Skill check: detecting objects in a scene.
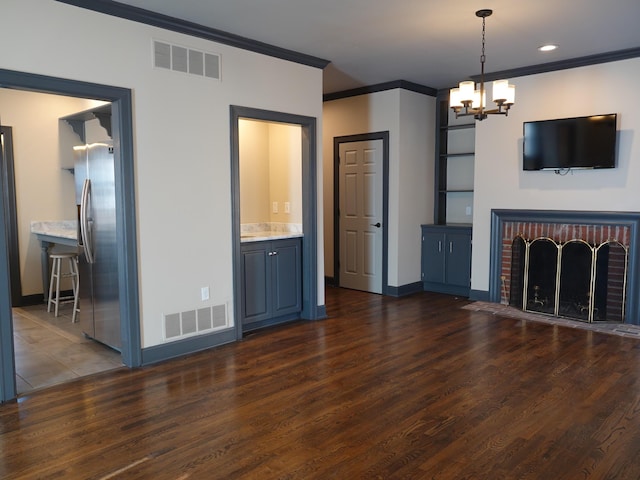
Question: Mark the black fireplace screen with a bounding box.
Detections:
[509,235,628,323]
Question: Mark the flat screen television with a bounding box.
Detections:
[523,114,617,171]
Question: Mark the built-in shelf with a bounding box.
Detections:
[440,152,475,158]
[435,94,476,225]
[440,123,476,131]
[61,104,112,143]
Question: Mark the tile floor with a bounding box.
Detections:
[12,303,123,394]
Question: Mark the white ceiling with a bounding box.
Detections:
[116,0,640,94]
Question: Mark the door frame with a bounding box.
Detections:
[0,68,141,402]
[230,105,322,340]
[333,132,389,294]
[0,127,21,306]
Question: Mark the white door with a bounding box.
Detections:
[338,139,383,294]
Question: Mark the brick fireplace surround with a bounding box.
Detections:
[489,210,640,325]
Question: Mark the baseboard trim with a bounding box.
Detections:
[311,305,328,320]
[422,282,470,297]
[386,282,423,297]
[141,328,237,366]
[17,293,47,307]
[469,289,490,302]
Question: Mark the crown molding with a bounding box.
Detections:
[435,46,640,97]
[55,0,330,69]
[323,80,437,102]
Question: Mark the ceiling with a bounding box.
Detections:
[116,0,640,94]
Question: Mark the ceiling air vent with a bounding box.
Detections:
[153,40,221,80]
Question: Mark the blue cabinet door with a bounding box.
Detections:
[446,233,472,288]
[241,243,271,324]
[422,231,446,283]
[272,239,302,316]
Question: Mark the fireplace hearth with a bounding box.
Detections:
[490,210,640,325]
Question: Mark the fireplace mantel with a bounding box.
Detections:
[489,210,640,325]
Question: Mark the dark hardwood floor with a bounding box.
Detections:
[3,287,640,479]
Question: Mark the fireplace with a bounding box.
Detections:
[490,210,640,325]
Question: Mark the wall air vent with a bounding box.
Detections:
[164,303,228,341]
[153,40,221,80]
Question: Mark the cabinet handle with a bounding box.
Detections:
[449,241,453,253]
[268,252,274,256]
[438,241,442,252]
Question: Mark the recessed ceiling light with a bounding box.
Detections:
[538,44,558,52]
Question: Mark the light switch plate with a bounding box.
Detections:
[272,201,278,213]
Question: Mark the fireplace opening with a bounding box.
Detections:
[492,211,640,325]
[509,235,627,323]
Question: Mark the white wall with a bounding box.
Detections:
[472,57,640,293]
[323,89,435,287]
[397,90,436,285]
[2,0,324,348]
[0,89,105,295]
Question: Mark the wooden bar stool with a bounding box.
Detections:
[47,252,80,323]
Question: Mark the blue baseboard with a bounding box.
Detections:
[469,289,490,301]
[422,282,470,297]
[386,282,423,297]
[141,304,328,366]
[313,305,328,320]
[141,328,237,365]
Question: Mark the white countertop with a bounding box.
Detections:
[240,232,303,243]
[31,220,78,241]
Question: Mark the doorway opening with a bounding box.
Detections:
[230,106,321,339]
[0,68,141,402]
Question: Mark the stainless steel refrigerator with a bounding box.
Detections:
[76,142,121,351]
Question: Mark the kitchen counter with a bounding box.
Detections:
[31,220,78,300]
[31,220,78,243]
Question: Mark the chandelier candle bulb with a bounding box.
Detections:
[492,79,509,102]
[472,89,485,109]
[459,81,475,103]
[450,87,463,108]
[506,84,515,104]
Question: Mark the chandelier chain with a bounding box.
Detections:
[481,16,486,65]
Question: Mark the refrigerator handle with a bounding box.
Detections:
[80,178,95,264]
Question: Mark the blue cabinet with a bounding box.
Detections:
[241,237,302,330]
[421,225,471,296]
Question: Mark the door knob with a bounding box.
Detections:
[371,222,381,228]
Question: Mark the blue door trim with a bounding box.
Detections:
[0,68,141,402]
[230,106,322,341]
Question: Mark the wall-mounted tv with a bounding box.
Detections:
[523,114,617,171]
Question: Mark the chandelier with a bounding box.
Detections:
[449,9,515,121]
